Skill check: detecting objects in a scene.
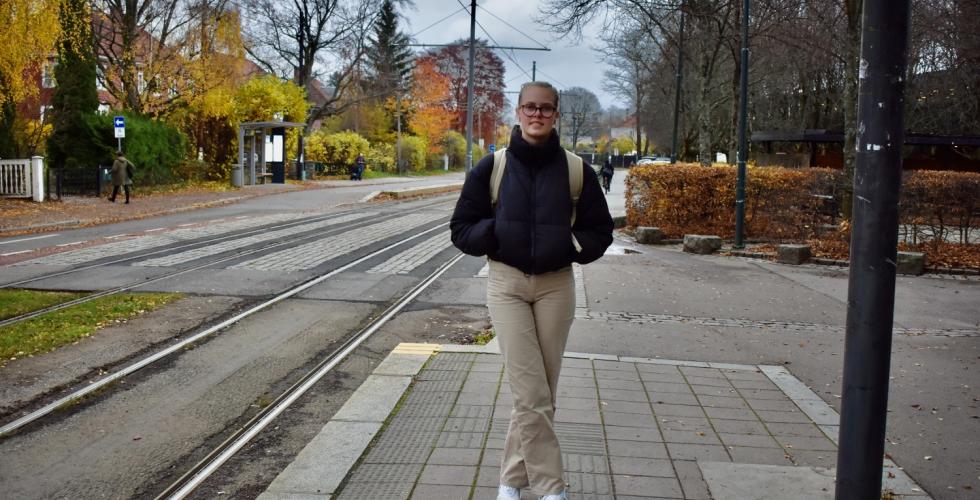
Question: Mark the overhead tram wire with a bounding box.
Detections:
[408,6,469,38]
[453,0,536,84]
[532,68,569,90]
[476,5,549,50]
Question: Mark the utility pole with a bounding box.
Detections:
[733,0,750,248]
[532,61,536,80]
[835,1,911,498]
[670,2,685,164]
[464,0,478,173]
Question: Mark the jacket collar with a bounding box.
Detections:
[508,125,562,165]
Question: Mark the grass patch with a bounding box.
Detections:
[0,292,182,365]
[363,168,464,179]
[474,329,495,345]
[0,289,88,321]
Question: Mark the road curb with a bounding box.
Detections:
[257,343,441,500]
[373,182,463,201]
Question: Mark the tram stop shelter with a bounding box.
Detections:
[234,121,307,186]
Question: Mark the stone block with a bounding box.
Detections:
[777,244,811,265]
[897,251,925,275]
[635,227,663,244]
[612,214,627,229]
[683,235,723,254]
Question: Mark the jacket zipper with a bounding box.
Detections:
[530,167,536,269]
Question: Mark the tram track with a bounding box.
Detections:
[0,197,455,329]
[0,216,454,438]
[155,251,465,500]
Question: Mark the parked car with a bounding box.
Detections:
[636,156,671,165]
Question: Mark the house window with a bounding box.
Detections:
[96,65,106,90]
[39,105,54,121]
[42,62,57,88]
[137,71,146,93]
[97,104,110,115]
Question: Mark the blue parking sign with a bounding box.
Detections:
[488,144,495,153]
[114,116,125,128]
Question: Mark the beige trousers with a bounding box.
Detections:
[487,260,575,496]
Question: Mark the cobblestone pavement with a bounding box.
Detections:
[368,231,453,275]
[134,212,373,267]
[14,212,307,266]
[329,351,927,500]
[230,211,446,271]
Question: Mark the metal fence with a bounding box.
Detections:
[46,166,107,199]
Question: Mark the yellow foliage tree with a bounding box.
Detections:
[232,75,309,172]
[408,58,451,154]
[165,7,253,175]
[0,0,60,106]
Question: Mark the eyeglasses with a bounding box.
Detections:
[519,104,557,118]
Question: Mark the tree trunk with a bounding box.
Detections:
[698,53,712,167]
[841,0,862,219]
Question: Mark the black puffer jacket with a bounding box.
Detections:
[451,126,613,274]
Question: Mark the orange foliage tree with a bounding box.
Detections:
[408,57,451,153]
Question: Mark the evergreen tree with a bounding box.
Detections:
[47,0,105,171]
[365,0,413,98]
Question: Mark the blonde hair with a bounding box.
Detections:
[518,81,559,107]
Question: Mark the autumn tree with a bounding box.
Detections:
[408,57,451,159]
[423,40,505,147]
[233,75,309,168]
[166,1,253,175]
[0,0,60,156]
[47,0,105,170]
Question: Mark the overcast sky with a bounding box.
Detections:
[400,0,620,111]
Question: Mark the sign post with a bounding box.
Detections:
[114,116,125,152]
[835,1,911,497]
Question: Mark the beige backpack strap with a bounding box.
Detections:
[565,150,583,225]
[490,148,507,206]
[565,150,584,253]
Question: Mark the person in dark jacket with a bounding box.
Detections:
[451,81,613,500]
[109,151,134,203]
[600,159,614,194]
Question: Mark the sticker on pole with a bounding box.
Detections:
[114,116,125,138]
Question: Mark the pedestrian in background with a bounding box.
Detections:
[109,151,135,204]
[353,154,366,180]
[451,81,613,500]
[600,159,614,194]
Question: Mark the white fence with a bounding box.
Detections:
[0,157,44,201]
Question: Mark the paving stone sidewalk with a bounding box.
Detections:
[260,345,930,500]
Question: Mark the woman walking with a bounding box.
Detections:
[451,81,613,500]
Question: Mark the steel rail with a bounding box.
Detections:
[0,200,455,328]
[0,222,452,438]
[157,251,466,500]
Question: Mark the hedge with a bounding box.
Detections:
[625,164,980,243]
[89,113,187,185]
[305,131,370,175]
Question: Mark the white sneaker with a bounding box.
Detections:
[497,485,521,500]
[540,491,567,500]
